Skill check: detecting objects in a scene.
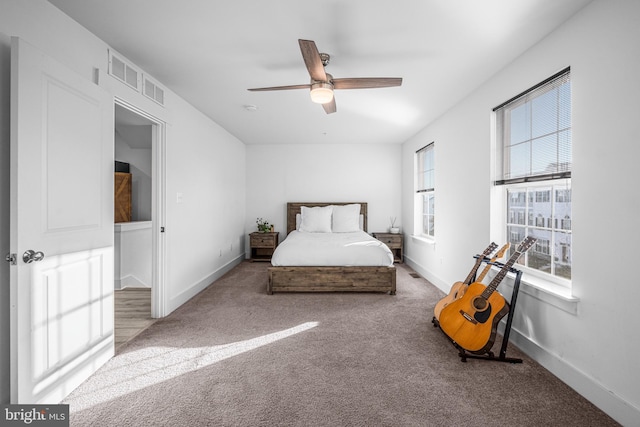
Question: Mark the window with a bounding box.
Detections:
[415,143,434,238]
[494,68,571,282]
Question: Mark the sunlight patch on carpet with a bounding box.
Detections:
[65,322,319,412]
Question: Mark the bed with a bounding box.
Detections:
[267,202,397,295]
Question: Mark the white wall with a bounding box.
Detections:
[245,143,401,247]
[0,0,246,403]
[164,101,246,311]
[114,221,152,289]
[401,1,640,425]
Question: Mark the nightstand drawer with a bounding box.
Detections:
[250,234,275,247]
[377,235,402,247]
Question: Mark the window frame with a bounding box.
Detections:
[492,68,572,287]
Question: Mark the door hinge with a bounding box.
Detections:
[5,253,17,265]
[160,227,165,233]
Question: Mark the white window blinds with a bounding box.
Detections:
[416,143,434,192]
[495,68,571,185]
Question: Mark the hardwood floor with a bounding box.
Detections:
[114,287,156,351]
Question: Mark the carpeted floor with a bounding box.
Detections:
[64,261,619,426]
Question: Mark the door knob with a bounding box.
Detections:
[23,250,45,264]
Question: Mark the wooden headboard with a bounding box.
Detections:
[286,202,368,235]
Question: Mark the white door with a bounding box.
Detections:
[9,37,115,404]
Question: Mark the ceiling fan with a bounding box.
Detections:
[248,39,403,114]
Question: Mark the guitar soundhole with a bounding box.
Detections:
[472,296,488,312]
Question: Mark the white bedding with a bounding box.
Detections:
[271,230,394,267]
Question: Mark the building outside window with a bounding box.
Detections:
[494,68,572,282]
[415,143,434,238]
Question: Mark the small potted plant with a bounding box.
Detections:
[256,217,271,233]
[389,217,400,234]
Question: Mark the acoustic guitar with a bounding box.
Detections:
[433,242,498,321]
[438,236,536,354]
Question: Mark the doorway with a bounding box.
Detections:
[113,101,166,349]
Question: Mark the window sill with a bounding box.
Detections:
[499,272,579,315]
[411,235,435,245]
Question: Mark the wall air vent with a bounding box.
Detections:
[143,75,165,106]
[108,50,140,91]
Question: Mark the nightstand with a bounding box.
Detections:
[372,232,403,263]
[249,232,279,262]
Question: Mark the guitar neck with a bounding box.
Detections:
[476,262,493,283]
[477,243,510,283]
[481,237,535,299]
[463,243,498,285]
[463,257,485,285]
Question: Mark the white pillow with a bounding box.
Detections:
[332,204,361,232]
[299,206,333,233]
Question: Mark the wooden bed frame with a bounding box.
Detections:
[267,202,396,295]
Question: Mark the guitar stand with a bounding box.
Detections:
[432,256,524,364]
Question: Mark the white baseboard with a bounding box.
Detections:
[404,255,449,293]
[115,274,150,290]
[167,254,245,315]
[508,328,639,427]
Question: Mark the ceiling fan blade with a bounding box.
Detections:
[248,84,311,92]
[322,98,337,114]
[298,39,327,82]
[332,77,403,90]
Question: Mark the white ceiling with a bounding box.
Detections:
[48,0,593,146]
[115,104,153,149]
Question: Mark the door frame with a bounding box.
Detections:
[114,98,167,318]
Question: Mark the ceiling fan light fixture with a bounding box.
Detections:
[310,82,334,104]
[248,40,402,114]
